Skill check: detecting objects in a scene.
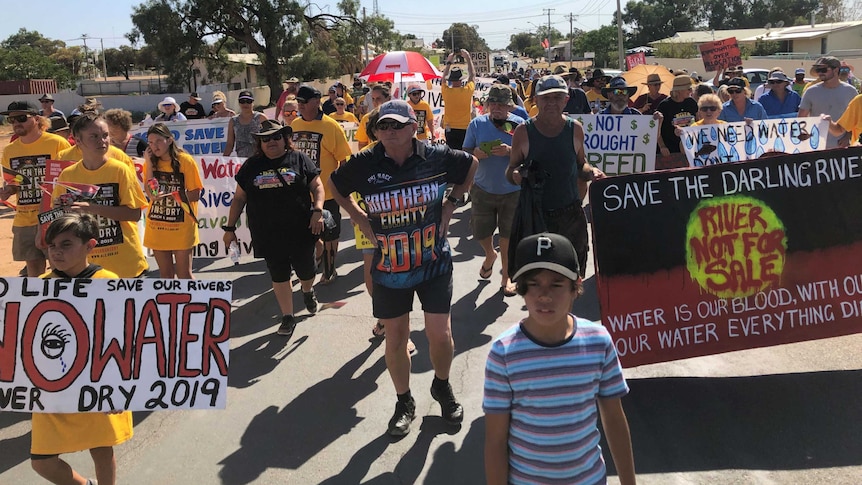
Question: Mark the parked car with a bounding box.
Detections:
[704,69,770,94]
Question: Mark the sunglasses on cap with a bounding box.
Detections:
[259,133,283,142]
[8,114,32,123]
[376,120,408,131]
[699,106,719,112]
[814,66,831,73]
[727,87,743,94]
[239,98,254,104]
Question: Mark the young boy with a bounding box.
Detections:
[30,213,133,485]
[483,233,636,485]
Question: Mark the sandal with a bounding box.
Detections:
[479,264,493,279]
[501,283,518,297]
[372,320,385,338]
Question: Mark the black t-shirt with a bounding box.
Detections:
[235,150,321,257]
[330,140,473,289]
[321,99,337,115]
[180,101,206,119]
[564,88,591,115]
[656,97,698,153]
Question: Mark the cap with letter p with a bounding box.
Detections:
[511,232,580,282]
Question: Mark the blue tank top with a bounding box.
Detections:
[525,118,580,210]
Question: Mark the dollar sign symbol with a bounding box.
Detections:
[587,123,593,132]
[642,134,650,144]
[631,119,638,130]
[649,120,656,128]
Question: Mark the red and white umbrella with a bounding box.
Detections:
[359,51,442,82]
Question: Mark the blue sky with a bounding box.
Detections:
[0,0,618,51]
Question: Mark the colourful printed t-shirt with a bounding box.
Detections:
[2,132,71,227]
[330,140,473,289]
[142,152,204,250]
[657,97,698,153]
[441,81,475,129]
[53,159,148,278]
[291,113,352,200]
[408,99,434,140]
[31,265,134,455]
[483,316,629,485]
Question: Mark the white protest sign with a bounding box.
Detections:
[338,121,360,154]
[569,114,660,175]
[0,278,231,413]
[131,118,230,157]
[194,156,251,258]
[679,117,828,166]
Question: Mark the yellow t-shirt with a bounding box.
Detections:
[58,144,135,172]
[837,94,862,144]
[53,159,148,278]
[2,132,71,227]
[528,104,539,118]
[409,99,434,140]
[586,90,608,103]
[291,113,352,200]
[441,81,475,129]
[355,113,373,145]
[330,111,359,124]
[691,119,727,126]
[142,152,204,250]
[31,266,134,455]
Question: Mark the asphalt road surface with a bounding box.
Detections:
[2,204,861,484]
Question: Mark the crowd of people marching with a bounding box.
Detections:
[3,49,862,484]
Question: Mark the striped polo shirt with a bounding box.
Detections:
[483,316,629,484]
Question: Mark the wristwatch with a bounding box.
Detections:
[446,195,461,206]
[221,225,236,232]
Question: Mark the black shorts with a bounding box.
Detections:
[264,243,316,283]
[323,199,342,240]
[372,272,453,319]
[544,202,589,278]
[31,454,58,460]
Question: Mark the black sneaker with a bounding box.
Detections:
[303,290,318,314]
[431,382,463,424]
[276,315,296,337]
[387,398,416,436]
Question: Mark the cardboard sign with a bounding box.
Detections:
[0,278,231,413]
[625,53,647,70]
[680,117,828,166]
[471,52,490,73]
[194,156,251,258]
[699,37,742,72]
[569,114,659,175]
[591,147,862,367]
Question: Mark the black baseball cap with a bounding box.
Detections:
[1,100,38,115]
[296,85,322,103]
[511,233,580,282]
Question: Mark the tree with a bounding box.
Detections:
[575,25,620,69]
[104,46,139,79]
[440,23,489,54]
[622,0,701,48]
[0,29,78,87]
[129,0,356,102]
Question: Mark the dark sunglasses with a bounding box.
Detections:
[40,100,54,103]
[814,67,831,73]
[699,106,719,112]
[727,88,743,94]
[609,89,630,96]
[767,80,785,84]
[376,120,408,131]
[409,91,424,96]
[8,114,31,123]
[238,99,254,104]
[259,133,283,142]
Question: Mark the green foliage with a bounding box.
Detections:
[751,38,781,56]
[575,25,620,68]
[441,23,489,54]
[653,42,700,58]
[0,29,78,88]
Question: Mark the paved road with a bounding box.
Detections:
[2,205,862,484]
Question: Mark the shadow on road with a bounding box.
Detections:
[609,370,862,474]
[217,341,386,484]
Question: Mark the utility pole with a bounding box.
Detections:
[100,37,108,80]
[80,34,91,79]
[566,13,577,67]
[362,7,369,66]
[616,0,625,70]
[543,8,554,64]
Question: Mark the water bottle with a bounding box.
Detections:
[228,241,240,265]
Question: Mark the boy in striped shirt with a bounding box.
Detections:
[483,233,636,484]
